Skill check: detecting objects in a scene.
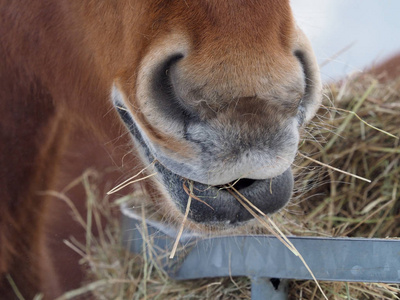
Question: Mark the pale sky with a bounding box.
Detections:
[291,0,400,82]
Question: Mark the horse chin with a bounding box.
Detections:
[113,99,293,228]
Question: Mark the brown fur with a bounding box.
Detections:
[1,1,141,297]
[1,0,322,298]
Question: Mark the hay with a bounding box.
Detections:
[59,72,400,299]
[288,73,400,240]
[279,72,400,299]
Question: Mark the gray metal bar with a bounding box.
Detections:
[168,235,400,283]
[121,204,400,284]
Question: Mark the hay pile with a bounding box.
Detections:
[58,72,400,300]
[290,73,399,240]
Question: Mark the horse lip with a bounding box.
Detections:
[114,100,293,226]
[155,162,293,225]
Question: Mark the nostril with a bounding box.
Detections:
[156,54,183,92]
[294,50,312,100]
[151,53,195,121]
[294,50,315,124]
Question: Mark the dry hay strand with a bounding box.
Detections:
[289,72,400,239]
[55,173,252,300]
[280,72,400,299]
[59,72,400,299]
[169,181,193,259]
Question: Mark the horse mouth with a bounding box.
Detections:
[114,101,294,227]
[154,162,293,225]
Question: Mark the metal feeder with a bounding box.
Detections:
[121,204,400,299]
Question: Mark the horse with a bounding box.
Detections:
[0,1,322,298]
